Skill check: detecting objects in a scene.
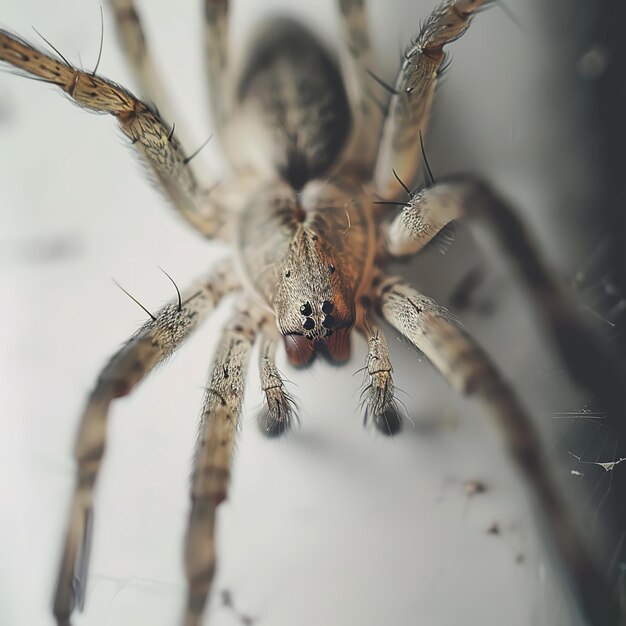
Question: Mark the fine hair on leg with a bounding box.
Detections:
[52,261,238,626]
[183,301,266,626]
[376,274,621,626]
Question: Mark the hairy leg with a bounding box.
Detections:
[336,0,382,174]
[204,0,230,134]
[183,301,266,626]
[52,261,238,626]
[383,176,626,441]
[376,275,621,626]
[0,30,226,238]
[373,0,488,197]
[107,0,180,130]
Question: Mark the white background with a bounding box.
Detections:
[0,1,595,625]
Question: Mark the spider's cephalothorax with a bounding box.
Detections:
[238,175,375,366]
[2,1,624,625]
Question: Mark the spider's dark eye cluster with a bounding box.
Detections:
[299,299,338,334]
[299,301,316,331]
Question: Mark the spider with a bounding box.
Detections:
[2,1,624,625]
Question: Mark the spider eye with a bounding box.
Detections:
[322,315,335,329]
[303,318,315,331]
[300,302,312,316]
[321,300,334,314]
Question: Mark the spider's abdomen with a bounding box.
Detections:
[233,18,351,189]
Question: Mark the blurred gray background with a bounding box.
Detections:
[1,1,623,625]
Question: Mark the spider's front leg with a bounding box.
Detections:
[376,276,621,626]
[0,30,226,238]
[53,261,238,626]
[373,0,488,197]
[107,0,181,134]
[203,0,230,134]
[184,301,266,626]
[383,176,626,442]
[336,0,382,172]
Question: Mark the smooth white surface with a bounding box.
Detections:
[0,2,587,625]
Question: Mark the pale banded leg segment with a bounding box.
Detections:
[184,302,265,626]
[204,0,231,134]
[0,31,225,238]
[374,0,488,197]
[357,321,401,435]
[258,336,298,438]
[337,0,382,172]
[377,276,621,626]
[384,176,626,443]
[53,261,239,626]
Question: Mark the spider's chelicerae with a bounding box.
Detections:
[2,1,625,625]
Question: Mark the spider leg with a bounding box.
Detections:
[357,311,401,435]
[0,30,227,239]
[376,275,621,626]
[107,0,184,136]
[336,0,383,173]
[373,0,489,197]
[183,301,265,626]
[204,0,231,134]
[384,176,626,441]
[258,335,299,437]
[52,261,238,626]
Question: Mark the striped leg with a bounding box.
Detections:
[258,336,298,437]
[53,261,238,626]
[204,0,231,133]
[0,30,225,238]
[337,0,382,173]
[373,0,488,197]
[383,176,626,442]
[376,276,621,626]
[183,302,265,626]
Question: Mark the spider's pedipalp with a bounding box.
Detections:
[357,320,401,434]
[376,275,621,626]
[52,261,238,626]
[374,0,488,197]
[0,29,225,239]
[258,336,299,438]
[184,301,265,626]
